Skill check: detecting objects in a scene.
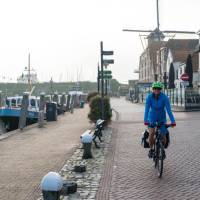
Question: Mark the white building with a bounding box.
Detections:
[160,39,199,88]
[17,67,38,84]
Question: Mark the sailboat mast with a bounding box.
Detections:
[156,0,160,32]
[28,53,31,92]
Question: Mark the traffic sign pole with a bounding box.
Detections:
[97,63,100,93]
[100,41,104,120]
[99,41,114,119]
[105,79,107,96]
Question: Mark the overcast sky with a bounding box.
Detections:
[0,0,199,83]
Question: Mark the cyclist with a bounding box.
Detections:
[144,81,176,158]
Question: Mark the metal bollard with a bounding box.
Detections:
[66,95,71,112]
[41,172,63,200]
[38,111,45,128]
[38,92,46,128]
[18,92,29,130]
[80,131,93,159]
[0,91,2,107]
[70,95,75,114]
[52,93,59,104]
[60,93,66,114]
[39,92,46,111]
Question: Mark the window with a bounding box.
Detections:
[37,100,40,108]
[11,99,16,107]
[17,98,22,106]
[6,99,10,107]
[30,99,36,107]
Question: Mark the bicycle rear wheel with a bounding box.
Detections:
[156,142,164,178]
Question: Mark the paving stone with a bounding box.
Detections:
[49,127,113,200]
[96,98,200,200]
[0,106,94,200]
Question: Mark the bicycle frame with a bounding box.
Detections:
[153,124,170,178]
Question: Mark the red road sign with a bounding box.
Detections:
[180,73,189,81]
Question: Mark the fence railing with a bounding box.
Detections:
[138,87,200,110]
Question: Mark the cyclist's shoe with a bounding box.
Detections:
[148,149,154,158]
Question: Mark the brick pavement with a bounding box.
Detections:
[96,98,200,200]
[0,105,91,200]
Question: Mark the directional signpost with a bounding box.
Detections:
[99,75,112,79]
[103,59,114,65]
[99,70,112,79]
[100,41,114,119]
[102,51,114,55]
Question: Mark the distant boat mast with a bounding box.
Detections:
[28,53,31,92]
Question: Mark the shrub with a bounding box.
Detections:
[87,92,99,103]
[88,95,112,123]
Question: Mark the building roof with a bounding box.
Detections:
[139,38,199,83]
[166,39,199,72]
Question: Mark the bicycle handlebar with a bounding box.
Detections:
[165,124,172,128]
[144,123,175,128]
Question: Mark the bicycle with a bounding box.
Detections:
[152,123,172,178]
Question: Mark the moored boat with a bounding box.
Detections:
[0,96,40,132]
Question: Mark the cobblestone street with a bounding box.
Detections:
[1,98,200,200]
[0,106,91,200]
[96,97,200,200]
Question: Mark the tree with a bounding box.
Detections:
[88,95,112,124]
[185,54,193,88]
[168,63,175,89]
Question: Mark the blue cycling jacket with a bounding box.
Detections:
[144,92,175,124]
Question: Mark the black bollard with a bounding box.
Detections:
[42,191,61,200]
[82,143,93,159]
[61,181,77,196]
[60,93,66,114]
[81,131,93,159]
[66,95,71,112]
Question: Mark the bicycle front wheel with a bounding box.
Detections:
[156,142,164,178]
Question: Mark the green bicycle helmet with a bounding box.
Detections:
[152,81,163,89]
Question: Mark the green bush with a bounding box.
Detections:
[88,95,112,123]
[87,91,99,103]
